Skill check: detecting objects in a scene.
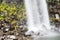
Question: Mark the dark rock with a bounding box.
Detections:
[0,0,3,3]
[9,27,14,31]
[3,34,6,36]
[3,27,9,33]
[4,20,9,23]
[1,38,4,40]
[24,34,31,37]
[13,39,18,40]
[10,33,14,35]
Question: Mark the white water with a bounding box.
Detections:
[24,0,59,38]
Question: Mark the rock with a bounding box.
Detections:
[10,32,14,35]
[9,27,14,31]
[0,0,3,3]
[15,33,19,36]
[1,38,4,40]
[5,28,9,31]
[13,39,18,40]
[8,35,16,39]
[0,30,3,36]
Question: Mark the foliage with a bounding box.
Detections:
[47,0,60,3]
[0,14,4,20]
[0,2,26,31]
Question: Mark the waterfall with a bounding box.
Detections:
[24,0,60,37]
[24,0,41,33]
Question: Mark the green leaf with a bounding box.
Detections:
[0,15,4,20]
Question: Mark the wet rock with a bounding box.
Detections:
[3,27,9,33]
[13,39,18,40]
[9,27,15,31]
[1,38,4,40]
[24,34,31,37]
[7,35,16,39]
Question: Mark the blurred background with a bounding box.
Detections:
[0,0,60,40]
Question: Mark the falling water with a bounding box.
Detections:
[24,0,60,38]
